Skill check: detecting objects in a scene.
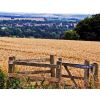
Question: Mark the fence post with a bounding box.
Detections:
[50,55,55,77]
[8,56,15,73]
[56,58,62,87]
[84,60,90,88]
[92,63,99,88]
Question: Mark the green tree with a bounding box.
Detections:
[75,14,100,41]
[64,30,79,40]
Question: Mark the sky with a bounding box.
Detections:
[0,0,100,14]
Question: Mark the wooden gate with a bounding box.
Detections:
[8,55,99,88]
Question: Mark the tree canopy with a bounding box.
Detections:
[64,30,79,40]
[75,14,100,41]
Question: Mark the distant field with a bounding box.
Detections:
[0,37,100,87]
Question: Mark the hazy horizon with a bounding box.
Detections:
[0,11,91,15]
[0,0,100,14]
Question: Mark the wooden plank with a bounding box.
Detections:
[50,55,55,77]
[62,75,84,80]
[16,58,50,62]
[62,62,93,69]
[64,66,78,87]
[17,70,51,74]
[29,76,60,83]
[14,61,57,68]
[8,73,61,83]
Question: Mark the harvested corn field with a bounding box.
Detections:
[0,37,100,88]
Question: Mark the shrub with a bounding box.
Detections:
[0,69,6,89]
[6,77,21,89]
[64,30,79,40]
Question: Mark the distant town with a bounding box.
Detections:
[0,12,90,39]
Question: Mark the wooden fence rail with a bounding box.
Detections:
[8,55,99,88]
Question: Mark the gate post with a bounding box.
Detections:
[84,60,90,88]
[50,55,55,77]
[8,56,15,73]
[56,58,62,79]
[92,63,99,88]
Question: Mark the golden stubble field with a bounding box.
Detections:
[0,37,100,87]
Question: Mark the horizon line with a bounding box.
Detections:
[0,11,94,15]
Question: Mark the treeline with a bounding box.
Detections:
[0,13,100,41]
[64,13,100,41]
[65,14,100,41]
[74,14,100,41]
[0,20,75,39]
[0,26,63,39]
